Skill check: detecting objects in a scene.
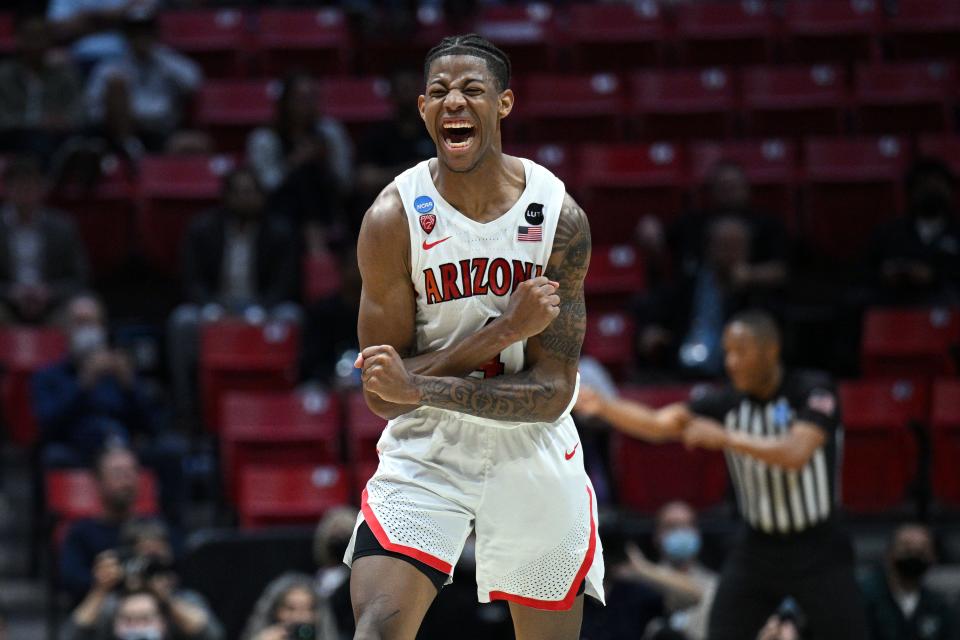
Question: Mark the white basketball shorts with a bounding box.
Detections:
[343,406,606,611]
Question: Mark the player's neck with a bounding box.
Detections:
[432,148,524,222]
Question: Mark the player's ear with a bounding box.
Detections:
[498,89,514,120]
[418,94,427,122]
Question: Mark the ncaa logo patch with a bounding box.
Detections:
[419,214,437,234]
[414,195,434,214]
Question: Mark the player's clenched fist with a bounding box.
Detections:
[355,345,421,404]
[502,276,561,340]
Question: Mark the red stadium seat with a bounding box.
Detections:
[585,244,646,312]
[50,157,135,277]
[137,154,235,275]
[629,69,737,141]
[345,391,387,464]
[782,0,882,63]
[199,320,300,433]
[352,460,379,503]
[253,8,350,76]
[567,2,667,71]
[838,378,928,512]
[802,136,909,260]
[195,79,275,153]
[742,65,849,137]
[46,469,159,522]
[861,307,960,378]
[582,311,635,376]
[318,77,393,138]
[505,144,580,192]
[885,0,960,61]
[158,9,248,77]
[675,0,777,66]
[237,464,350,528]
[689,139,800,229]
[514,74,625,144]
[579,143,686,244]
[474,4,559,73]
[854,62,956,134]
[220,390,341,502]
[303,252,342,304]
[358,7,450,74]
[0,13,13,55]
[931,379,960,507]
[0,328,67,446]
[613,384,727,512]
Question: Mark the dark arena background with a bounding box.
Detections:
[0,0,958,638]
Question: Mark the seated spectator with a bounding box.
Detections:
[84,9,202,158]
[625,502,717,640]
[167,167,301,420]
[47,0,159,72]
[867,158,960,306]
[0,12,83,160]
[636,216,777,378]
[860,524,958,640]
[247,72,353,254]
[313,507,357,639]
[354,70,434,210]
[638,161,789,290]
[58,446,173,602]
[241,573,337,640]
[0,155,88,324]
[65,519,223,640]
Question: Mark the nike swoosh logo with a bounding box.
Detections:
[565,443,579,461]
[422,236,452,250]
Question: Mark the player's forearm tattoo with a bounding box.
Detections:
[414,196,591,422]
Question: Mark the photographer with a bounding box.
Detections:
[64,520,223,640]
[241,573,336,640]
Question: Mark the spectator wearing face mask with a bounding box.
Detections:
[625,502,718,640]
[313,507,357,640]
[240,573,337,640]
[108,589,168,640]
[860,524,958,640]
[867,158,960,306]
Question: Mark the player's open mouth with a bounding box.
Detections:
[441,120,476,152]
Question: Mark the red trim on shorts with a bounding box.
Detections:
[360,489,454,575]
[488,486,597,612]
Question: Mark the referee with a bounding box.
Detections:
[575,310,868,640]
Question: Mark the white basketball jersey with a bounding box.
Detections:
[393,157,570,428]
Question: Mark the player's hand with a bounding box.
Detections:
[357,345,420,405]
[682,417,729,451]
[574,385,607,419]
[502,276,560,340]
[656,403,692,438]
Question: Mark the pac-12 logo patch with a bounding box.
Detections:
[414,195,435,214]
[419,214,437,234]
[524,202,545,225]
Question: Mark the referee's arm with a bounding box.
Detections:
[575,386,691,442]
[707,421,825,471]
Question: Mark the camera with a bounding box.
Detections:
[116,549,175,585]
[286,623,316,640]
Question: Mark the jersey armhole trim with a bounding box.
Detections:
[487,485,596,611]
[360,488,454,575]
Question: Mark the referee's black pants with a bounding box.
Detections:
[707,523,868,640]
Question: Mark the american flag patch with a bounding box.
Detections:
[517,226,542,242]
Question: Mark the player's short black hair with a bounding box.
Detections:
[905,156,955,196]
[728,309,781,347]
[424,34,511,92]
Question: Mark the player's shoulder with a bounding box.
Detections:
[556,192,590,238]
[360,181,409,245]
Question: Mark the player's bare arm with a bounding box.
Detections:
[362,193,590,423]
[683,416,826,471]
[357,184,562,420]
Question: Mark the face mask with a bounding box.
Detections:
[662,528,701,563]
[115,628,163,640]
[71,325,106,357]
[894,555,931,582]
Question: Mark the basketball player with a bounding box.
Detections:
[344,35,610,640]
[577,310,868,640]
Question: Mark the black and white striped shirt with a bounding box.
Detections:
[690,370,842,535]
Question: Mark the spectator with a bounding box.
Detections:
[354,70,434,208]
[65,519,222,640]
[240,573,337,640]
[867,158,960,306]
[624,502,717,640]
[84,9,202,158]
[58,446,168,601]
[636,217,772,377]
[860,524,959,640]
[313,507,357,640]
[302,246,360,386]
[0,155,88,324]
[0,12,83,160]
[247,72,353,254]
[166,167,301,420]
[47,0,161,71]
